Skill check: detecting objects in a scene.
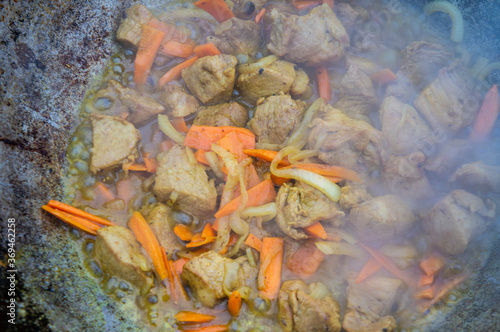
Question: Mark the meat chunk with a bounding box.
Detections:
[193,102,248,127]
[224,0,268,20]
[414,61,481,136]
[343,273,401,332]
[89,113,141,174]
[116,4,153,49]
[267,4,350,66]
[276,182,345,240]
[158,84,199,118]
[423,190,495,255]
[338,182,372,211]
[182,54,238,104]
[153,145,217,218]
[450,161,500,193]
[379,96,432,156]
[248,94,305,148]
[382,152,433,201]
[208,18,262,57]
[94,226,153,292]
[278,280,341,332]
[335,2,369,34]
[424,139,474,176]
[181,251,257,307]
[290,68,310,98]
[146,203,184,256]
[348,195,417,246]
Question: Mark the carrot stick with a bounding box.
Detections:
[194,0,235,23]
[419,254,445,276]
[415,287,434,300]
[158,56,199,86]
[201,223,216,238]
[217,131,246,162]
[419,274,435,287]
[171,117,189,133]
[419,275,467,311]
[194,43,221,57]
[174,224,193,241]
[245,163,261,189]
[215,179,276,219]
[279,163,362,183]
[47,200,114,226]
[143,157,158,173]
[303,222,327,239]
[254,8,266,24]
[243,149,291,166]
[169,260,189,301]
[316,66,331,102]
[182,325,229,332]
[244,233,263,252]
[195,149,210,165]
[127,163,148,171]
[42,205,100,235]
[116,178,136,205]
[174,311,216,323]
[160,40,195,58]
[258,237,284,300]
[185,126,256,151]
[134,25,166,85]
[147,18,193,45]
[370,68,397,85]
[160,139,175,152]
[95,182,116,202]
[293,0,321,10]
[355,258,382,284]
[160,247,176,292]
[186,236,216,248]
[285,239,325,279]
[323,0,334,9]
[174,257,190,275]
[228,290,242,316]
[470,84,499,142]
[128,212,169,281]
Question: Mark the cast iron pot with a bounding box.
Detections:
[0,0,499,330]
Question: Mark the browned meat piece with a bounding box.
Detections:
[344,54,381,76]
[423,189,495,255]
[193,102,248,127]
[94,226,153,292]
[267,4,350,66]
[343,273,401,332]
[208,18,262,57]
[386,41,452,102]
[450,161,500,193]
[158,84,199,118]
[307,106,384,172]
[339,182,372,211]
[348,195,417,246]
[414,61,481,136]
[89,113,141,174]
[290,68,310,98]
[248,94,305,148]
[379,96,432,156]
[334,65,378,120]
[382,152,433,201]
[276,182,345,240]
[278,280,341,332]
[182,55,238,104]
[424,139,474,176]
[116,4,154,49]
[181,251,257,307]
[225,0,268,20]
[146,203,184,256]
[153,145,217,218]
[335,2,369,34]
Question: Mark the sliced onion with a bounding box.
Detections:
[158,114,185,144]
[470,56,490,78]
[288,149,318,164]
[477,62,500,81]
[246,247,257,267]
[185,146,197,165]
[323,227,358,244]
[240,202,276,221]
[308,282,330,300]
[238,55,278,75]
[379,244,418,259]
[315,241,366,259]
[424,1,464,43]
[205,151,225,180]
[286,98,324,149]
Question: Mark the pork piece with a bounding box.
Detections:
[276,182,345,240]
[349,195,417,246]
[338,182,372,211]
[89,113,141,174]
[414,61,481,136]
[225,0,268,20]
[335,2,369,34]
[248,94,305,148]
[424,139,474,176]
[334,65,378,120]
[158,84,199,118]
[382,152,433,201]
[236,59,308,105]
[208,18,262,57]
[193,102,248,127]
[423,189,495,255]
[379,96,432,156]
[116,4,154,49]
[385,41,452,102]
[182,54,238,104]
[181,251,257,307]
[343,273,401,332]
[267,4,350,66]
[146,203,184,256]
[290,68,310,97]
[278,280,341,332]
[94,226,153,292]
[450,161,500,193]
[153,145,217,218]
[307,106,384,171]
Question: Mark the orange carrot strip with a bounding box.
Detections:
[293,0,321,10]
[169,260,189,301]
[355,258,382,284]
[160,40,195,58]
[470,84,499,142]
[243,149,291,166]
[47,200,114,226]
[95,182,116,202]
[245,163,261,189]
[201,223,216,238]
[259,237,284,300]
[42,205,100,235]
[128,212,169,281]
[174,311,216,323]
[228,290,242,316]
[116,178,136,205]
[217,131,246,162]
[160,246,177,294]
[280,163,362,183]
[419,254,445,276]
[212,219,219,232]
[303,222,327,239]
[195,149,210,166]
[215,179,276,219]
[420,275,467,311]
[270,174,290,186]
[144,157,158,173]
[185,126,256,152]
[415,287,435,300]
[160,139,175,152]
[182,325,229,332]
[174,224,194,241]
[254,8,266,24]
[174,257,190,275]
[147,18,193,44]
[323,0,334,9]
[158,56,199,86]
[316,66,331,102]
[194,43,221,57]
[127,163,148,171]
[370,68,397,85]
[244,233,263,252]
[194,0,235,23]
[186,232,216,248]
[171,117,189,133]
[285,239,325,279]
[134,25,166,85]
[419,274,435,287]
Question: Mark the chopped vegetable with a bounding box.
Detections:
[240,202,277,222]
[94,182,116,202]
[243,149,291,166]
[286,98,324,148]
[424,0,464,42]
[415,287,435,300]
[303,222,328,239]
[419,274,467,311]
[42,205,101,235]
[171,117,189,133]
[169,259,190,302]
[216,131,246,162]
[315,241,366,259]
[116,178,137,204]
[182,325,229,332]
[419,274,435,287]
[245,163,261,189]
[173,257,190,275]
[254,8,266,24]
[143,157,158,173]
[419,254,445,276]
[316,67,331,102]
[158,114,186,144]
[244,233,263,252]
[228,290,242,316]
[258,237,284,300]
[201,223,216,238]
[279,163,362,183]
[134,25,166,85]
[355,258,382,284]
[174,311,216,323]
[370,68,397,85]
[160,247,177,300]
[293,0,321,11]
[160,40,195,58]
[160,139,175,152]
[195,149,210,165]
[158,56,199,86]
[185,126,256,152]
[174,224,194,241]
[193,43,222,57]
[285,240,325,279]
[47,200,114,226]
[127,163,148,171]
[186,234,216,248]
[194,0,235,23]
[147,18,193,45]
[470,84,499,142]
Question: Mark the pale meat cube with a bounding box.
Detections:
[193,102,248,127]
[208,17,262,57]
[158,84,200,118]
[116,4,154,49]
